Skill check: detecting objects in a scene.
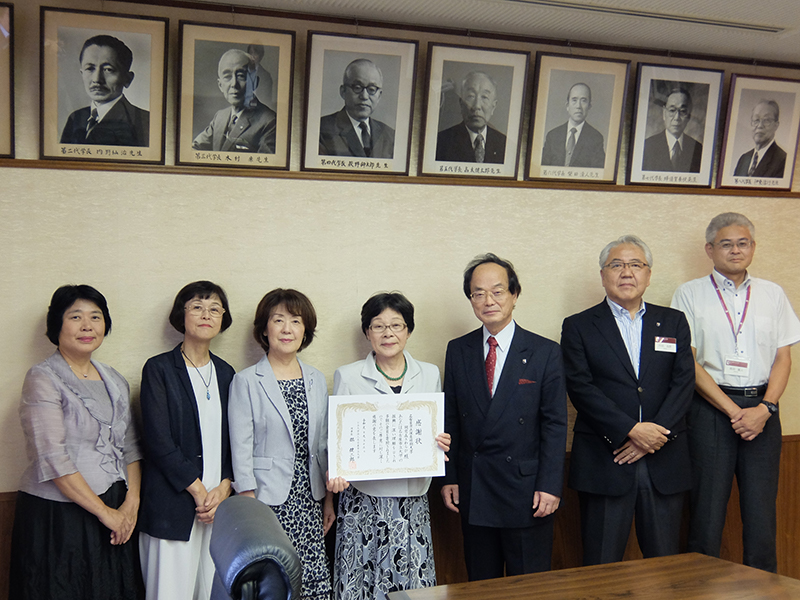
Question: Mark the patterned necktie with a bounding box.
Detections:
[485,336,498,396]
[474,134,485,163]
[748,151,759,176]
[86,107,99,137]
[671,140,682,170]
[359,121,372,157]
[566,127,577,166]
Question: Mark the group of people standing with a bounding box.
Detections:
[9,211,799,600]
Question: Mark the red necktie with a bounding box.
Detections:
[486,336,498,396]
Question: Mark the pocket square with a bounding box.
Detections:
[518,378,536,385]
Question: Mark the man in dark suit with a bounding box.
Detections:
[193,49,277,154]
[541,82,605,168]
[642,88,702,173]
[60,35,149,146]
[561,235,695,566]
[319,58,395,158]
[442,253,567,581]
[733,100,786,178]
[436,72,507,163]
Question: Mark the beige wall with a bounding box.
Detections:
[2,0,800,492]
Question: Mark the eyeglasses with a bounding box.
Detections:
[185,304,225,318]
[470,288,508,303]
[344,83,381,96]
[369,323,407,333]
[665,108,690,119]
[712,240,753,251]
[603,261,649,272]
[751,118,776,128]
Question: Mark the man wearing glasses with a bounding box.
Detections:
[671,213,800,572]
[561,236,694,565]
[642,87,703,173]
[436,71,506,163]
[193,49,277,154]
[319,58,395,158]
[733,100,786,178]
[441,253,567,580]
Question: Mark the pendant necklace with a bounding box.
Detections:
[182,348,213,400]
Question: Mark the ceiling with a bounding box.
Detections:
[194,0,800,65]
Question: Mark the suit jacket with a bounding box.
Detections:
[561,301,695,497]
[541,121,605,168]
[60,95,149,147]
[435,123,506,163]
[333,350,441,497]
[192,99,277,153]
[642,130,702,173]
[444,324,567,528]
[229,354,328,505]
[733,142,787,178]
[318,107,395,158]
[138,344,235,541]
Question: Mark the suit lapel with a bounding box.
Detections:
[638,309,660,382]
[463,330,490,417]
[482,330,526,429]
[256,355,294,442]
[336,109,366,157]
[593,302,638,382]
[172,345,203,432]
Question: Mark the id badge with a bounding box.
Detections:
[655,337,677,353]
[724,355,750,377]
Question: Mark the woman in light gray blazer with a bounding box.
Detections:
[229,288,339,600]
[332,292,449,600]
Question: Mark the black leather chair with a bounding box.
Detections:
[209,495,302,600]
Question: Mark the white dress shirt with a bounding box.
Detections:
[482,320,516,396]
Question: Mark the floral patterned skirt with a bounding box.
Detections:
[334,486,436,600]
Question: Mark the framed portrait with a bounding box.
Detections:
[0,3,13,159]
[527,53,629,183]
[302,33,418,175]
[420,44,529,179]
[717,75,800,190]
[628,64,723,187]
[40,8,167,164]
[177,22,294,169]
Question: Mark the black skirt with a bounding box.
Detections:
[8,481,142,600]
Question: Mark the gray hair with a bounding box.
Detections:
[599,235,653,269]
[461,71,497,96]
[343,58,383,86]
[705,212,755,243]
[753,99,780,122]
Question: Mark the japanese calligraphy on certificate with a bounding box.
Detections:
[328,393,444,481]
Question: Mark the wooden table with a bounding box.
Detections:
[387,553,800,599]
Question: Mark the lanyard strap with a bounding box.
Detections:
[709,274,751,350]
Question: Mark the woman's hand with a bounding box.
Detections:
[436,432,451,461]
[323,492,336,535]
[99,505,133,545]
[326,471,350,494]
[196,479,232,524]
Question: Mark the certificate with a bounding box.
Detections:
[328,392,445,481]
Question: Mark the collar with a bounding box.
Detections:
[92,94,124,121]
[665,129,684,149]
[606,297,646,320]
[712,268,751,292]
[465,124,488,145]
[567,120,586,134]
[347,112,370,137]
[483,320,515,352]
[753,138,775,155]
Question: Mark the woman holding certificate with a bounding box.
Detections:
[332,292,450,600]
[228,288,341,600]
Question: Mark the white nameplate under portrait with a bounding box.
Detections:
[328,392,444,481]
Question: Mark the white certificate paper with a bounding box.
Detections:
[328,392,445,481]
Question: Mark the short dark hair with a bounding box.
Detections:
[168,281,233,334]
[46,285,112,346]
[462,253,522,299]
[360,292,415,335]
[253,289,317,353]
[79,35,133,72]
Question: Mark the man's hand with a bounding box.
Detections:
[613,440,648,464]
[731,404,771,441]
[627,422,670,453]
[532,491,560,517]
[441,484,460,513]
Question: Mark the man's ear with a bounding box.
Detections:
[124,71,135,89]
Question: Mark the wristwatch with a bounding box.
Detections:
[761,400,778,415]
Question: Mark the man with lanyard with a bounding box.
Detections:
[671,212,800,572]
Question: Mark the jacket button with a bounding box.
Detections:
[506,456,512,462]
[637,387,644,393]
[519,418,524,424]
